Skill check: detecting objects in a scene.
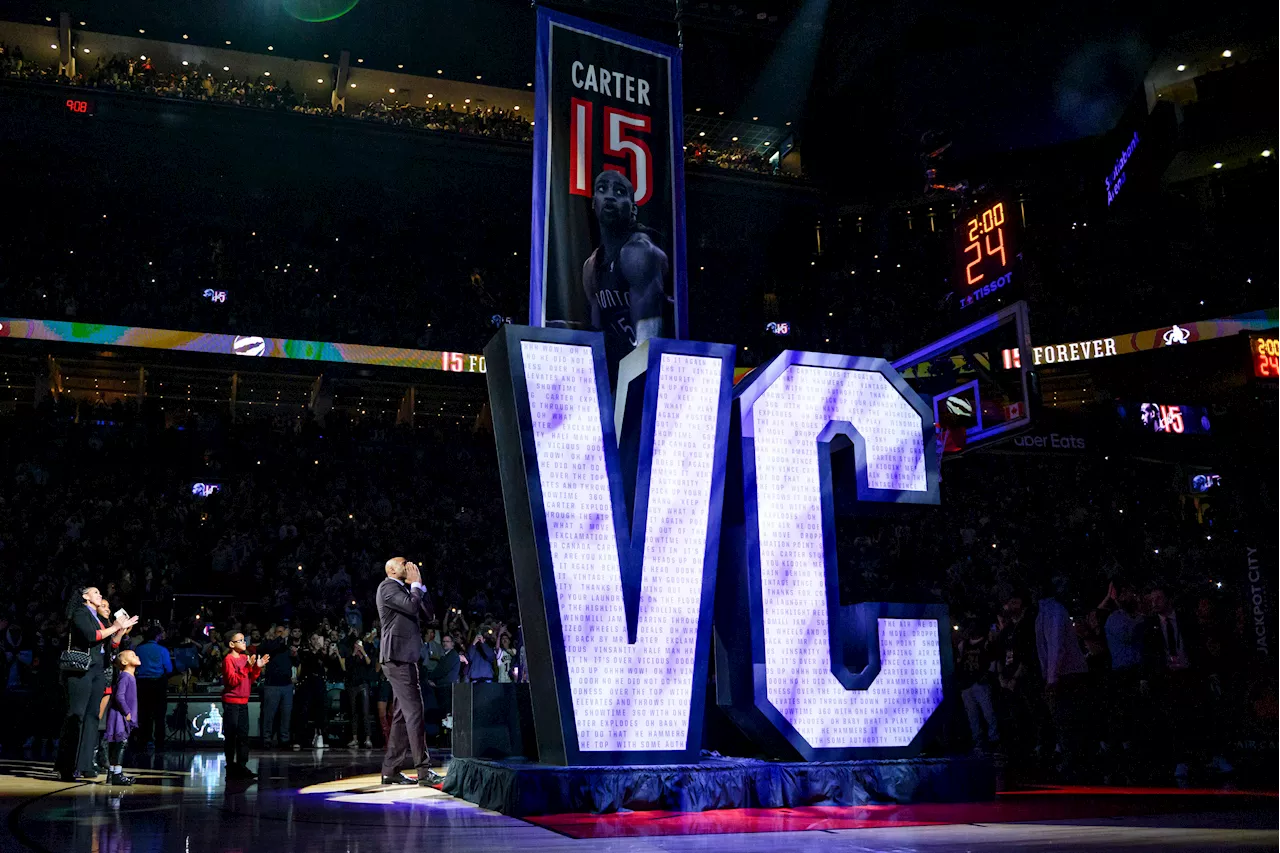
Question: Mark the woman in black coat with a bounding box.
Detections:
[54,586,137,781]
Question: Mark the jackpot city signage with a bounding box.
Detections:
[1028,309,1278,367]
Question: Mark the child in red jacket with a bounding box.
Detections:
[222,631,268,781]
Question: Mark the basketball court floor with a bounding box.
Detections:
[0,752,1273,853]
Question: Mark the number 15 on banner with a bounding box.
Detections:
[569,98,654,206]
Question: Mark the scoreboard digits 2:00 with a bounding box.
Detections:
[1252,335,1278,379]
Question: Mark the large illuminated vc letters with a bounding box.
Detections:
[486,329,948,765]
[716,352,947,760]
[485,327,735,765]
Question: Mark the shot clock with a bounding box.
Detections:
[954,196,1020,310]
[63,97,95,115]
[1249,334,1278,379]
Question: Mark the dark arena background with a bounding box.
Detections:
[0,0,1275,850]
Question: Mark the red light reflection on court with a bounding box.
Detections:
[525,786,1278,839]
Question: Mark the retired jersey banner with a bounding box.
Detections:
[530,8,687,371]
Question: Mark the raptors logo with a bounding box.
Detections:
[1162,324,1192,346]
[232,335,266,357]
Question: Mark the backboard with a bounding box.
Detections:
[892,301,1033,455]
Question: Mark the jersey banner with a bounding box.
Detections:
[529,8,687,375]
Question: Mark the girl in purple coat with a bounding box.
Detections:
[104,650,140,786]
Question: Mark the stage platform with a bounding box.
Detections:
[443,754,996,816]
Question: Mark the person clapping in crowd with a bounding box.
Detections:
[221,631,266,780]
[466,629,497,684]
[55,586,137,782]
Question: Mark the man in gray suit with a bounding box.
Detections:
[376,557,444,786]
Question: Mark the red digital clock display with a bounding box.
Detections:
[954,198,1018,309]
[1252,335,1279,379]
[64,97,94,115]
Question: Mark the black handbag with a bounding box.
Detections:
[60,631,91,674]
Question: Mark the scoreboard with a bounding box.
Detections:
[954,196,1020,310]
[1250,334,1278,379]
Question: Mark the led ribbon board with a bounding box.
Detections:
[0,318,487,373]
[1028,309,1279,366]
[715,352,947,760]
[485,325,734,765]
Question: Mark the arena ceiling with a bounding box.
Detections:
[2,0,1271,193]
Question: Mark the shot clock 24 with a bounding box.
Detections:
[954,198,1019,309]
[1251,334,1278,379]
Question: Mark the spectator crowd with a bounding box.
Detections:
[0,390,1269,786]
[0,397,521,764]
[0,38,1271,793]
[827,447,1275,786]
[0,46,791,177]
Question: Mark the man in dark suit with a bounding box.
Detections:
[376,557,444,786]
[1140,585,1198,782]
[425,634,465,744]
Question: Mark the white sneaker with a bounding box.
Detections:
[346,739,359,749]
[362,739,373,749]
[312,735,326,749]
[292,743,301,751]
